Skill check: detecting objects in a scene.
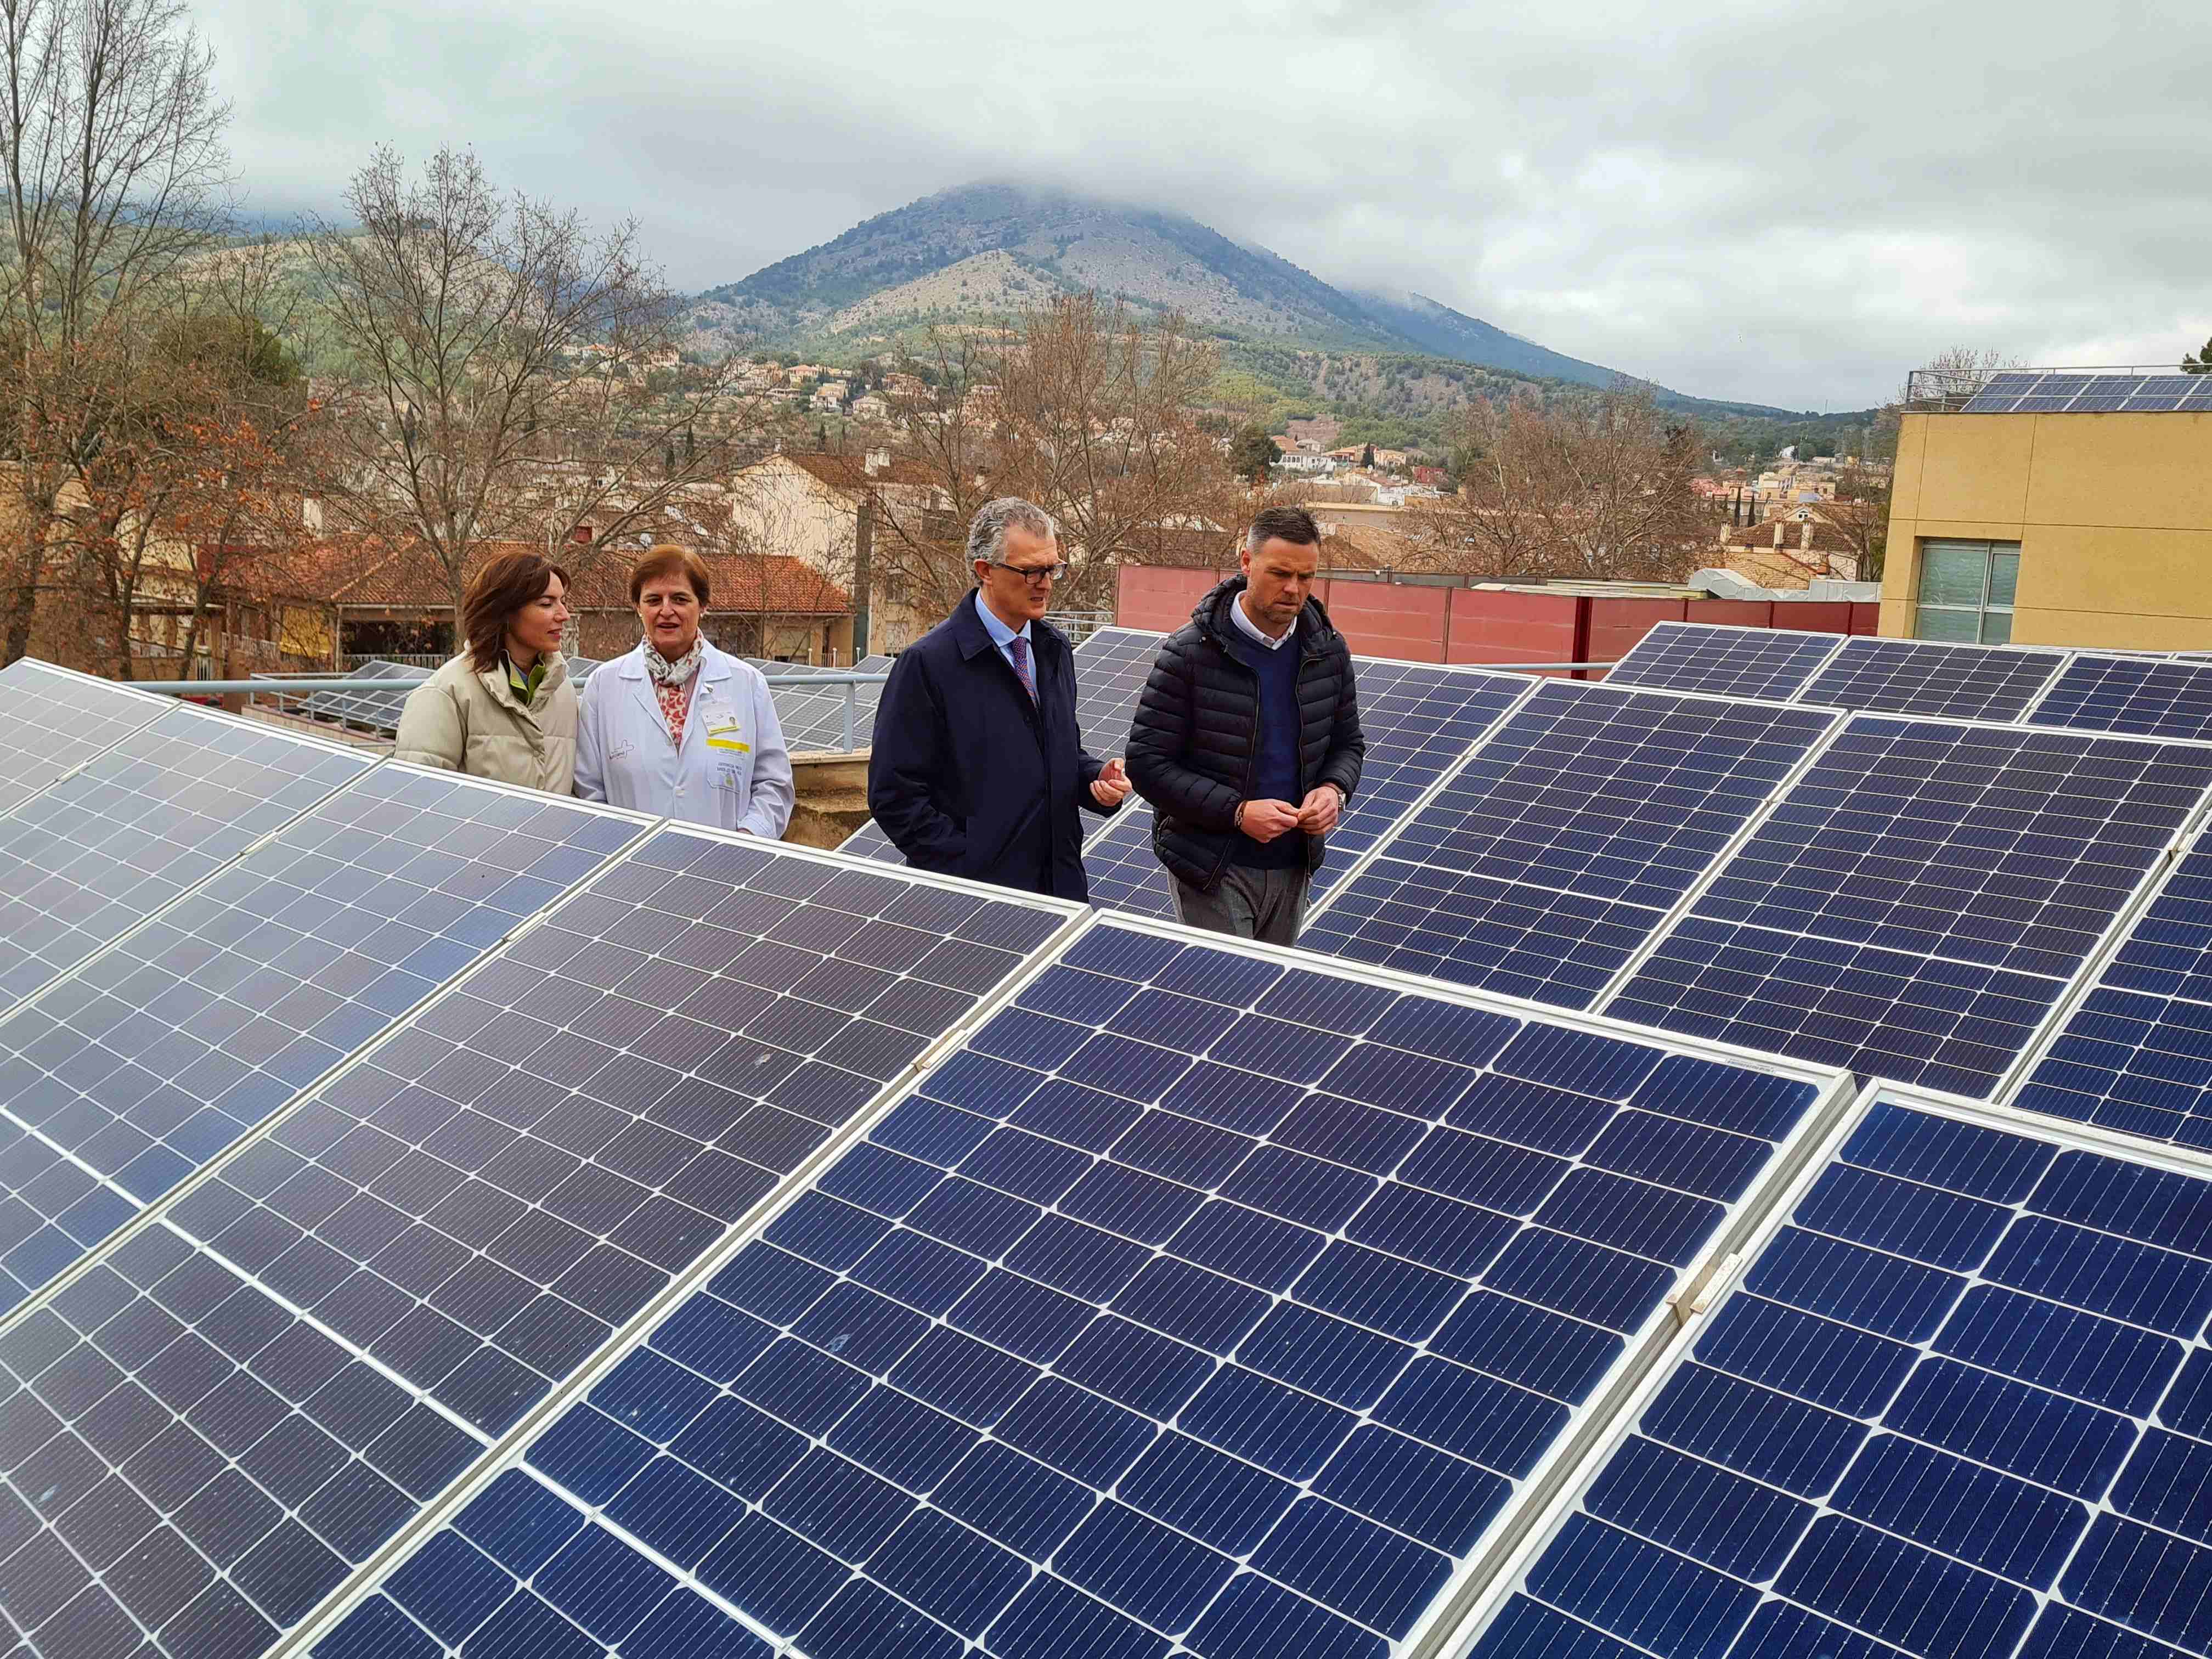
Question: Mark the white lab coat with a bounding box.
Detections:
[574,641,794,836]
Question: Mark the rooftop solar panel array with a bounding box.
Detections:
[310,922,1847,1659]
[1611,718,2212,1097]
[0,769,644,1316]
[1455,1091,2212,1659]
[0,708,371,1013]
[1081,661,1532,921]
[2029,651,2212,742]
[1798,635,2068,721]
[0,659,170,815]
[1602,621,1848,702]
[0,832,1073,1659]
[2012,830,2212,1150]
[1304,683,1837,1007]
[1959,369,2212,413]
[297,662,428,735]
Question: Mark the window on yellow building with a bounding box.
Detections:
[1915,538,2020,644]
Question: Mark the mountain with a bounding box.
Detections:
[685,181,1835,422]
[694,181,1401,348]
[1344,287,1622,390]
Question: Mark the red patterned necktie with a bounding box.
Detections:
[1008,635,1037,704]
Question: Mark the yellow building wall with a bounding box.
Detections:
[1881,410,2212,648]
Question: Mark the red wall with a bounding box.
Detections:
[1114,566,1880,675]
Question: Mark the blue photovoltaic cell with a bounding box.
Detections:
[2030,653,2212,743]
[0,768,644,1316]
[317,924,1832,1659]
[0,831,1065,1659]
[1798,637,2067,722]
[0,658,170,816]
[1604,623,1848,702]
[2013,834,2212,1150]
[1961,371,2212,415]
[1304,681,1836,1007]
[1461,1097,2212,1659]
[842,627,1161,867]
[0,706,371,1011]
[1614,718,2212,1096]
[1084,661,1529,919]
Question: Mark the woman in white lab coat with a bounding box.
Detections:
[574,545,795,835]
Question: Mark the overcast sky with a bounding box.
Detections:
[201,0,2209,410]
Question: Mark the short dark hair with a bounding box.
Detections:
[463,552,569,673]
[1245,505,1322,554]
[630,544,711,607]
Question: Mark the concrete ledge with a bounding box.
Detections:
[786,748,872,849]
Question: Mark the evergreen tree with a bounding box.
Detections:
[2184,336,2212,374]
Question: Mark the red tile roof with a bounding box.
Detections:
[245,535,850,615]
[777,452,942,492]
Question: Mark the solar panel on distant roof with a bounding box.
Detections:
[0,830,1073,1659]
[0,706,371,1013]
[1797,635,2068,721]
[309,920,1847,1659]
[0,658,170,814]
[1604,622,1848,702]
[0,768,644,1316]
[1454,1091,2212,1659]
[298,661,428,736]
[1610,716,2212,1096]
[1962,371,2212,414]
[2027,651,2212,742]
[1304,682,1837,1007]
[1082,661,1531,921]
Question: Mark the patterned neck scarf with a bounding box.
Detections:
[644,638,704,746]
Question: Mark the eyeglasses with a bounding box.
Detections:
[988,560,1068,586]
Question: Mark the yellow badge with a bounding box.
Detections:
[704,715,748,754]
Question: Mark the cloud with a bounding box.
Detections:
[197,0,2211,408]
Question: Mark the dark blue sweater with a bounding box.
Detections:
[1227,619,1305,869]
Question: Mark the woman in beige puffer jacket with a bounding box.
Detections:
[394,551,580,792]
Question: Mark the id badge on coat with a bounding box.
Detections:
[700,692,749,755]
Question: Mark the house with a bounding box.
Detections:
[730,449,948,653]
[235,533,853,667]
[850,394,891,422]
[1719,514,1863,590]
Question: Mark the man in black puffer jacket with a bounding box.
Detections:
[1127,505,1364,944]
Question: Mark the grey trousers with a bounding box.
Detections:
[1170,862,1310,946]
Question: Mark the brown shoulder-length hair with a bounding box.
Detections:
[462,552,570,673]
[629,544,711,607]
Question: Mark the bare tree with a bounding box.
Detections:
[0,0,229,663]
[307,146,765,622]
[871,296,1237,630]
[1413,385,1709,582]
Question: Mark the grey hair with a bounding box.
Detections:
[968,498,1058,569]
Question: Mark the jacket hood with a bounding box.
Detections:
[466,650,571,716]
[1192,574,1339,652]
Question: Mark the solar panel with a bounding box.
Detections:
[0,768,645,1316]
[1960,370,2212,414]
[1611,717,2212,1097]
[840,628,1162,866]
[1304,683,1837,1007]
[1604,622,1848,702]
[1454,1090,2212,1659]
[0,705,371,1013]
[0,659,170,814]
[1798,636,2068,721]
[308,921,1849,1659]
[0,831,1075,1659]
[1082,661,1532,921]
[2011,830,2212,1149]
[298,662,429,736]
[2028,651,2212,742]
